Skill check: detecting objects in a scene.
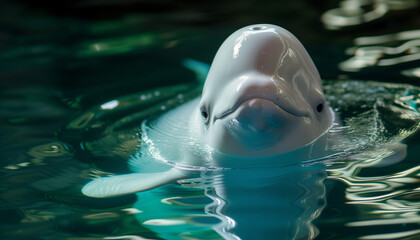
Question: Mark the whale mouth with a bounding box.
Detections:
[214,96,309,120]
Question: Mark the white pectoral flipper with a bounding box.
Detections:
[82,168,187,198]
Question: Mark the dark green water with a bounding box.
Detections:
[1,0,420,239]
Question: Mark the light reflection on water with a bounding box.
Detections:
[326,153,420,239]
[321,0,419,30]
[339,29,420,74]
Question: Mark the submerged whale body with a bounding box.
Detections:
[82,24,335,198]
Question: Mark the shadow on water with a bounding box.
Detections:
[1,0,420,239]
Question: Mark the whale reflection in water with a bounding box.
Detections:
[204,164,327,240]
[131,163,327,240]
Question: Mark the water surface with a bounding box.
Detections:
[1,0,420,239]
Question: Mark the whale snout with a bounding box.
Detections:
[214,73,310,120]
[227,98,291,132]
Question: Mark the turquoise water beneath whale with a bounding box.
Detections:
[1,1,420,239]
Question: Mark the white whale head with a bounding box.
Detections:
[197,24,333,157]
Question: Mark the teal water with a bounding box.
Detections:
[1,1,420,239]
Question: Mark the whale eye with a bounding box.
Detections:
[201,111,208,119]
[201,110,209,123]
[316,103,324,113]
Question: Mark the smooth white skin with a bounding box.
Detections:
[196,24,333,157]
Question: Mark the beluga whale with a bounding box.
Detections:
[198,24,333,157]
[82,24,335,198]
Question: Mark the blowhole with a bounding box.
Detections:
[251,26,263,31]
